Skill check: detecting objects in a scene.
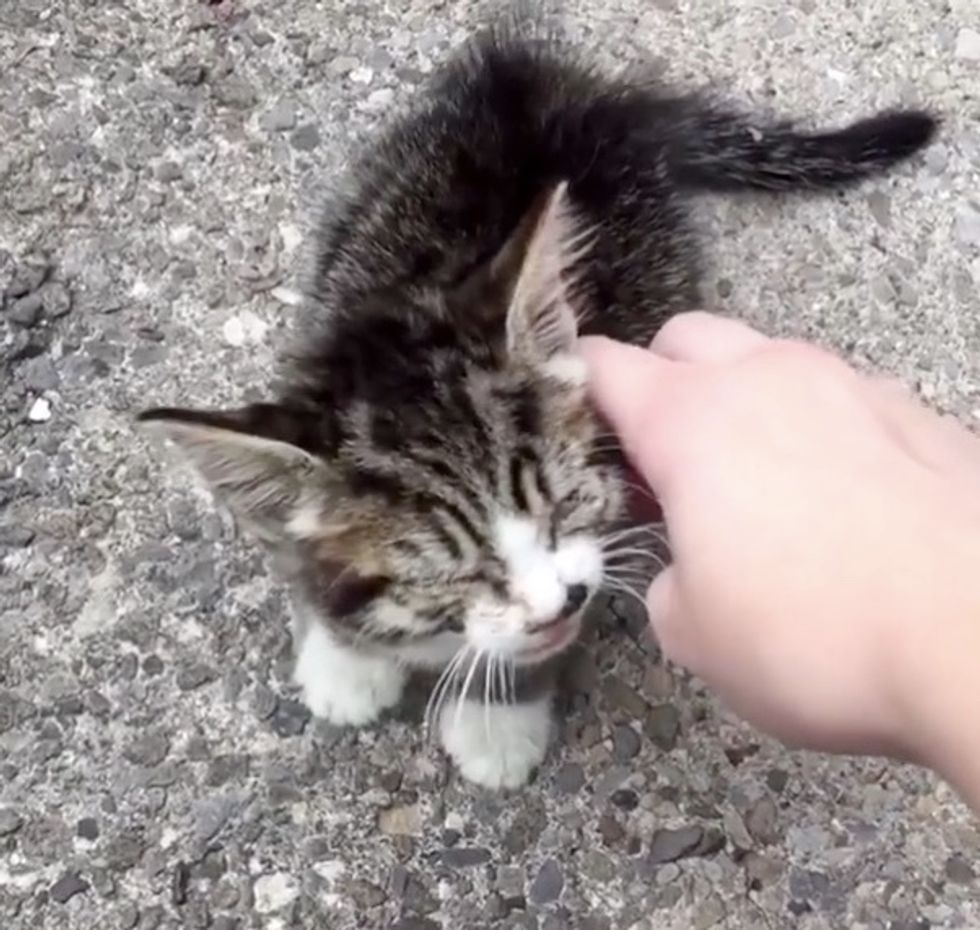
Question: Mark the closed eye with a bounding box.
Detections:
[510,453,551,516]
[551,490,600,535]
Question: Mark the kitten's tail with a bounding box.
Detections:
[669,103,938,192]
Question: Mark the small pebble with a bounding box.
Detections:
[745,797,779,846]
[744,852,784,888]
[648,826,703,864]
[0,808,24,836]
[260,99,297,132]
[723,808,754,851]
[28,397,52,422]
[766,768,789,794]
[0,526,34,548]
[50,872,90,904]
[222,311,268,347]
[866,191,892,228]
[528,859,563,905]
[177,662,218,691]
[156,161,182,182]
[172,59,206,86]
[5,262,50,298]
[441,847,491,868]
[954,204,980,247]
[328,55,360,75]
[944,854,975,884]
[253,872,299,914]
[612,724,641,761]
[123,731,171,767]
[954,27,980,61]
[597,811,625,846]
[694,895,726,930]
[643,704,680,750]
[290,124,321,151]
[77,817,100,840]
[270,285,303,306]
[9,292,44,326]
[554,762,586,794]
[270,699,310,738]
[379,804,423,837]
[251,685,278,720]
[610,788,638,811]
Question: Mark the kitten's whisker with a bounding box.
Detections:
[605,544,666,558]
[425,647,468,739]
[621,479,662,507]
[604,566,660,585]
[602,579,651,615]
[454,649,482,729]
[424,656,454,738]
[600,523,664,540]
[483,653,493,741]
[600,522,668,541]
[436,649,470,741]
[605,559,666,578]
[604,546,668,568]
[605,566,655,580]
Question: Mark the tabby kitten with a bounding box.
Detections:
[139,15,935,788]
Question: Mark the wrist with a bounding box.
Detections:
[893,514,980,810]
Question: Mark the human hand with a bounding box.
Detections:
[582,313,980,801]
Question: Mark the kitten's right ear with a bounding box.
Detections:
[137,405,336,545]
[501,182,590,363]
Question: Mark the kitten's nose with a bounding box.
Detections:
[563,584,588,615]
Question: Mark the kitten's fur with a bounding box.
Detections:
[139,14,936,788]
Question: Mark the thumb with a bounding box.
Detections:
[646,566,694,668]
[579,336,680,482]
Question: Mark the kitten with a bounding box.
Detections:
[138,14,936,788]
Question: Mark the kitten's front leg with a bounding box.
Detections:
[439,669,553,789]
[293,622,405,726]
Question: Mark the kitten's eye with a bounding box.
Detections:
[552,489,597,534]
[323,572,391,617]
[510,454,550,516]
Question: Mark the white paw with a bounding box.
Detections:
[440,698,551,790]
[293,624,405,726]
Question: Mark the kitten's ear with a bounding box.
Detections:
[137,405,334,544]
[501,182,588,361]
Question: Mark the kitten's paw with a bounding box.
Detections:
[294,624,405,726]
[440,698,551,790]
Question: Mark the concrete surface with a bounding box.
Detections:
[2,1,979,928]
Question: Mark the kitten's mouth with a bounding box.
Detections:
[520,615,581,661]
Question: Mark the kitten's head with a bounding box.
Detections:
[139,184,624,664]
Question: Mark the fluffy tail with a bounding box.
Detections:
[670,104,938,192]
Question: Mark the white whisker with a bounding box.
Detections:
[425,647,468,738]
[453,649,482,729]
[483,653,493,741]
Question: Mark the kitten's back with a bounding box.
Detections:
[307,15,936,345]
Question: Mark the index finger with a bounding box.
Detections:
[578,335,682,487]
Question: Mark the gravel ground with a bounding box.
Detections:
[2,1,979,929]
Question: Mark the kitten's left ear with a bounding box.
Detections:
[136,404,334,545]
[502,181,589,362]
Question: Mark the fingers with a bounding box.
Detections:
[646,565,694,668]
[579,336,680,477]
[650,311,769,363]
